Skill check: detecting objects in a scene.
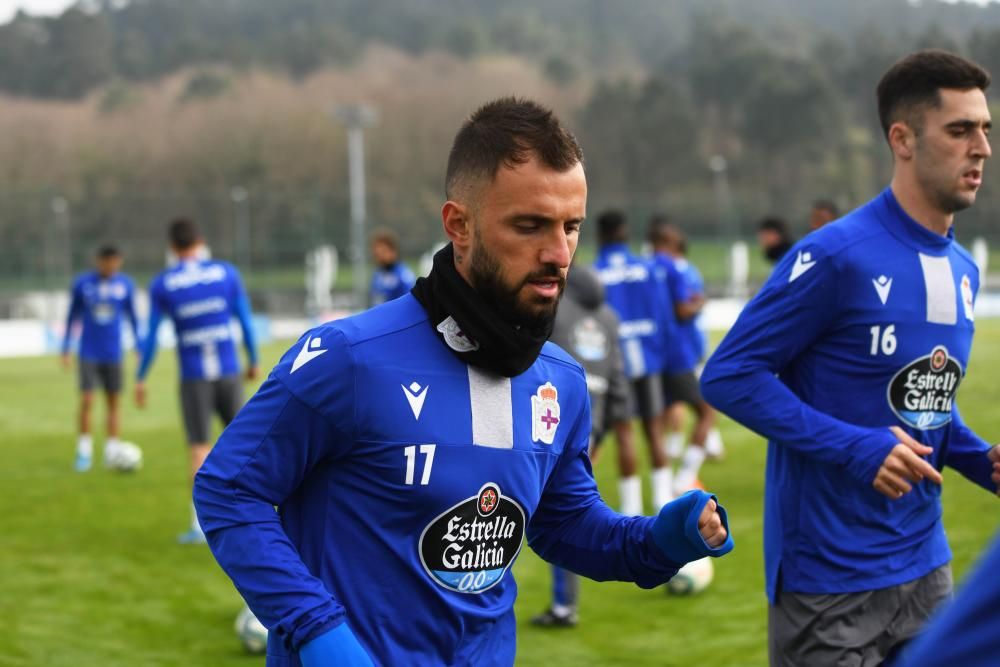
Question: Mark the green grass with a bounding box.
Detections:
[3,325,999,666]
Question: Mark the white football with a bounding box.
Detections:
[106,442,143,472]
[235,604,268,654]
[667,557,714,595]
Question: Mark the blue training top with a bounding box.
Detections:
[194,294,690,666]
[594,243,670,379]
[137,258,258,381]
[673,257,708,363]
[370,263,416,306]
[702,187,995,601]
[650,251,698,374]
[62,270,139,363]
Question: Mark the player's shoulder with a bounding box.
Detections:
[789,200,888,269]
[276,296,427,372]
[949,239,979,274]
[538,340,586,380]
[72,271,95,288]
[331,294,429,347]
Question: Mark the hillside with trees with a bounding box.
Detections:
[3,0,1000,284]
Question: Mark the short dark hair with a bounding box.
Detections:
[445,97,584,200]
[876,49,991,139]
[597,210,627,245]
[371,228,399,251]
[647,214,671,245]
[648,216,687,254]
[758,216,789,235]
[168,217,200,250]
[96,244,120,259]
[812,199,839,217]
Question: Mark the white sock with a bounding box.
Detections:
[675,445,707,494]
[551,603,574,617]
[705,428,725,458]
[618,476,643,516]
[666,432,685,460]
[191,501,204,534]
[652,467,674,511]
[77,434,93,457]
[105,437,121,452]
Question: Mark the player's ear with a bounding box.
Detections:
[888,121,916,161]
[442,200,473,254]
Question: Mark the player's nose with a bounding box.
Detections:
[539,228,572,268]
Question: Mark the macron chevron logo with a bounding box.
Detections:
[291,336,327,373]
[788,251,817,283]
[402,381,429,420]
[873,275,893,305]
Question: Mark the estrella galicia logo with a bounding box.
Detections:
[888,345,963,430]
[418,483,525,594]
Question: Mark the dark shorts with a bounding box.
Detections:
[79,360,123,394]
[662,370,703,406]
[629,374,664,420]
[179,375,244,444]
[768,565,953,667]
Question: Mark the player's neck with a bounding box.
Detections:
[889,177,954,237]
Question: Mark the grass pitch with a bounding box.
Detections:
[2,324,999,666]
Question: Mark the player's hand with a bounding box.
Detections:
[697,498,728,549]
[873,426,943,499]
[246,365,259,381]
[135,382,147,409]
[60,353,71,370]
[989,445,1000,496]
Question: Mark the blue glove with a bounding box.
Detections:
[299,622,374,667]
[650,489,734,564]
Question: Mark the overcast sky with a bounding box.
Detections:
[1,0,998,25]
[0,0,74,23]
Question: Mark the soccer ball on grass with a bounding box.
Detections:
[104,441,143,473]
[666,557,714,595]
[235,605,268,654]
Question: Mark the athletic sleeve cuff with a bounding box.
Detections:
[650,490,734,564]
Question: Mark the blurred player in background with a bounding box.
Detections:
[194,97,732,666]
[703,50,999,665]
[531,264,630,628]
[61,244,139,472]
[648,219,724,480]
[809,198,840,230]
[757,216,794,264]
[135,218,259,544]
[594,210,673,512]
[369,228,416,306]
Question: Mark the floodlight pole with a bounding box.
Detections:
[230,186,250,275]
[708,155,734,240]
[334,104,379,310]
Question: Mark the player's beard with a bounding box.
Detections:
[469,237,563,332]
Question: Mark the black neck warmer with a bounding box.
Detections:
[411,244,553,377]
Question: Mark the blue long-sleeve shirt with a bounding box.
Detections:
[369,262,416,306]
[137,259,257,381]
[594,243,670,378]
[194,294,688,666]
[62,271,139,363]
[702,188,995,602]
[650,252,697,374]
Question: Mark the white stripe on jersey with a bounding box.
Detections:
[919,254,957,325]
[202,342,221,380]
[467,366,513,449]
